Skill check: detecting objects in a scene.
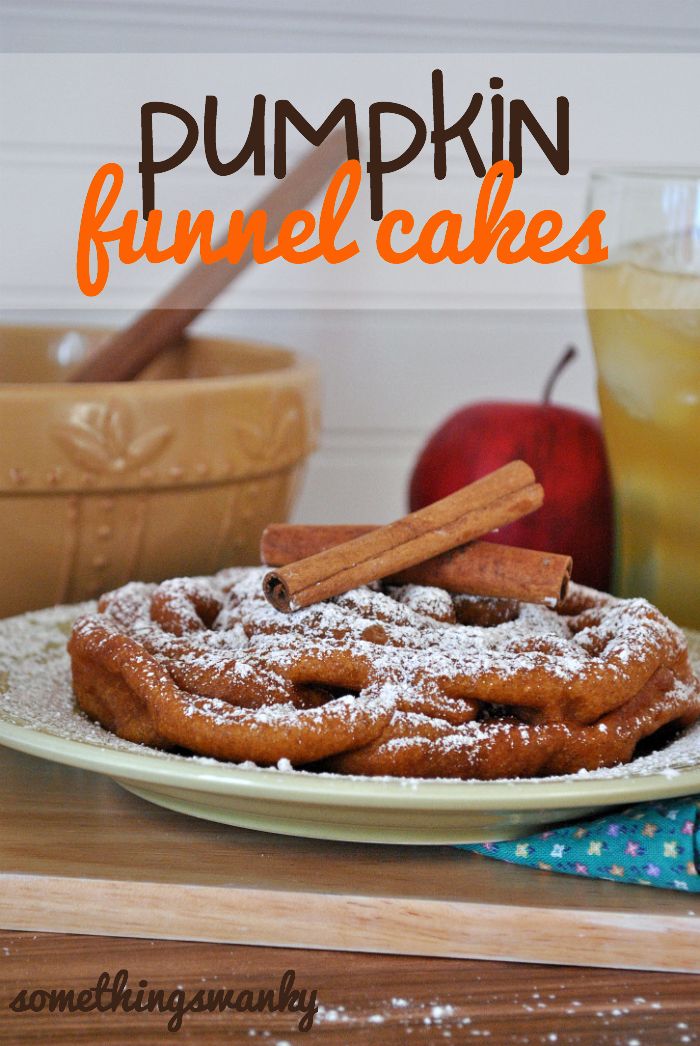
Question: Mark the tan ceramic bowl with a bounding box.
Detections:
[0,325,320,617]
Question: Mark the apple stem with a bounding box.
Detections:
[543,345,577,404]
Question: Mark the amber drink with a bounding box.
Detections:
[585,171,700,627]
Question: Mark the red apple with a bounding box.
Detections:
[409,347,613,591]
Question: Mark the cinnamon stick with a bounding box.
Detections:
[261,524,572,606]
[71,131,348,382]
[262,460,543,612]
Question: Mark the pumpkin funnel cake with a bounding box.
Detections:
[68,569,700,779]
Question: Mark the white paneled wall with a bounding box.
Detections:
[196,307,598,523]
[1,4,698,522]
[3,1,700,52]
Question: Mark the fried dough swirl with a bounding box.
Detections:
[68,569,700,778]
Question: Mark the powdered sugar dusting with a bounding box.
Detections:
[0,592,699,784]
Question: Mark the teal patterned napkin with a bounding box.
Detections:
[459,797,700,892]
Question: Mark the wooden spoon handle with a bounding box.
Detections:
[72,131,349,382]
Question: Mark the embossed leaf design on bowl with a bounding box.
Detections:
[233,403,305,466]
[52,402,173,474]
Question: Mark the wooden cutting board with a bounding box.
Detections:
[1,746,698,973]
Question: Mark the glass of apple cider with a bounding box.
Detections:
[584,169,700,628]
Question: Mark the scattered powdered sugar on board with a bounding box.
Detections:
[314,999,473,1033]
[0,602,699,784]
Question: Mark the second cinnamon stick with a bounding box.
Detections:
[262,460,543,612]
[262,525,572,606]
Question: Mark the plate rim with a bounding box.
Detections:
[1,606,699,816]
[2,710,700,811]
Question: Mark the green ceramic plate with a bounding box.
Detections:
[0,604,699,845]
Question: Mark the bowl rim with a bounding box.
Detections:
[0,323,319,393]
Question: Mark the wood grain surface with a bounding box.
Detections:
[1,930,699,1044]
[1,747,700,975]
[0,746,699,1042]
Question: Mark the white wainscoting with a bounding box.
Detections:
[2,0,700,52]
[1,4,697,522]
